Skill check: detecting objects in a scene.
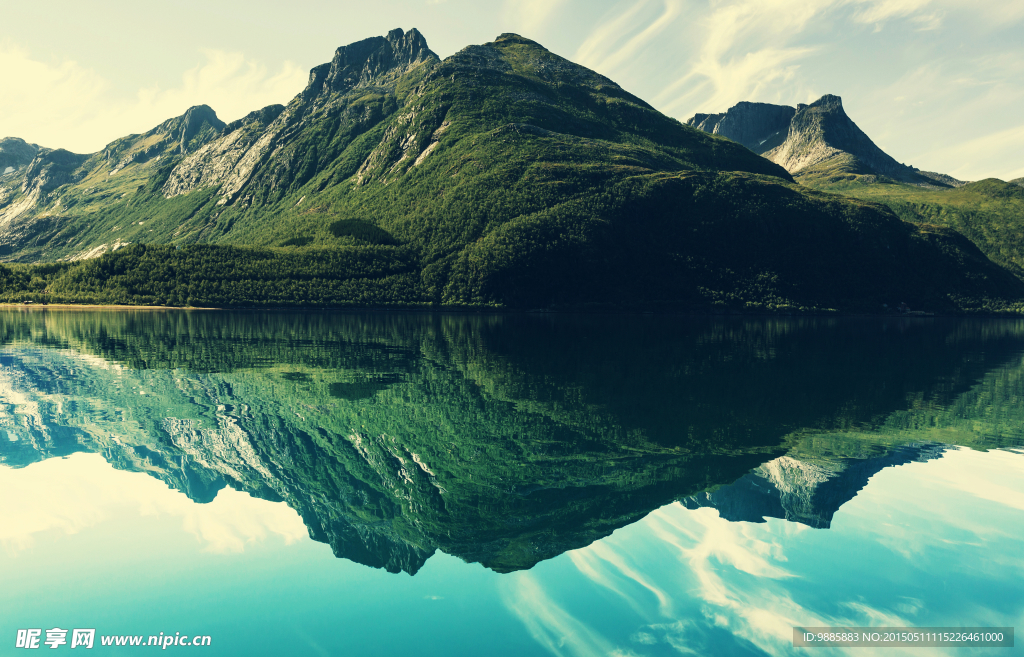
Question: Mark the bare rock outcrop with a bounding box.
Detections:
[162,29,441,202]
[0,137,41,173]
[686,102,795,154]
[763,95,915,177]
[687,95,955,186]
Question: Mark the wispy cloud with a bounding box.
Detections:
[575,0,684,76]
[848,0,935,24]
[569,541,674,617]
[566,0,1022,176]
[500,573,626,657]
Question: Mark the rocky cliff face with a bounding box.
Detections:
[304,28,435,98]
[687,95,953,186]
[0,104,226,256]
[21,149,90,196]
[160,28,439,205]
[685,102,794,154]
[763,95,917,179]
[0,137,40,173]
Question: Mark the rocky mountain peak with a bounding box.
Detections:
[494,32,545,48]
[765,93,914,178]
[176,104,225,154]
[304,27,438,98]
[0,137,41,172]
[132,104,226,157]
[810,93,843,110]
[688,93,945,185]
[21,148,89,196]
[685,101,795,154]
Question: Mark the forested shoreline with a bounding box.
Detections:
[1,241,1023,315]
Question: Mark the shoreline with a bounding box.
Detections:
[0,302,1019,319]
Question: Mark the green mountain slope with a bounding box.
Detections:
[3,310,1023,572]
[686,93,1023,296]
[799,177,1024,281]
[1,30,1022,312]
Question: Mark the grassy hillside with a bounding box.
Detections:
[799,175,1024,279]
[1,32,1023,313]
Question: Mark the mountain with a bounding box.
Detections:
[1012,177,1024,187]
[685,102,794,155]
[686,95,953,187]
[688,96,1024,286]
[682,444,949,528]
[2,310,1023,573]
[1,30,1023,313]
[822,179,1024,278]
[0,137,40,173]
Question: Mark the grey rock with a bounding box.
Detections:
[685,101,795,154]
[687,94,959,185]
[21,148,89,196]
[303,28,436,99]
[162,28,442,201]
[222,104,285,136]
[764,94,918,178]
[0,137,41,171]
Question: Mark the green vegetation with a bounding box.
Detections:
[2,33,1022,313]
[3,310,1023,571]
[0,244,425,307]
[799,173,1024,279]
[4,172,1024,313]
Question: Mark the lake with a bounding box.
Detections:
[1,309,1021,655]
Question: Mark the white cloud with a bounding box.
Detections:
[500,573,624,657]
[575,0,684,77]
[858,52,1024,179]
[567,0,1023,177]
[0,44,306,154]
[569,541,674,617]
[0,453,307,555]
[574,1,653,70]
[848,0,935,24]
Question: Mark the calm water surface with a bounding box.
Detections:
[0,310,1022,656]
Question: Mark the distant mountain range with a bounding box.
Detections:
[686,95,964,187]
[1,30,1022,313]
[687,95,1024,284]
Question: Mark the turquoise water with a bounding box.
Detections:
[0,310,1022,655]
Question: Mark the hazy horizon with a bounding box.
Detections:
[2,0,1022,181]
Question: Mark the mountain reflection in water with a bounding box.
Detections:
[1,310,1023,576]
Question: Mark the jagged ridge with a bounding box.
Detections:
[0,31,1022,313]
[686,95,957,187]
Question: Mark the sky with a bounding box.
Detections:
[1,0,1022,181]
